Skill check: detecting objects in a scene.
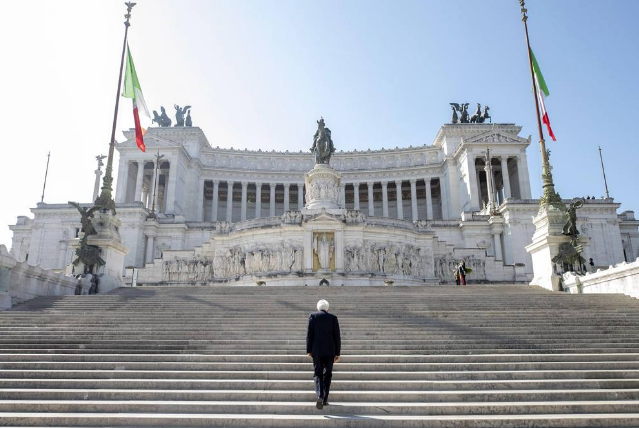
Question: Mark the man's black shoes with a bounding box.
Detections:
[316,397,324,410]
[323,401,329,406]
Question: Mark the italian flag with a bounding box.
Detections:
[531,49,556,141]
[122,44,150,152]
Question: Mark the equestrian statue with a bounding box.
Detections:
[310,117,335,165]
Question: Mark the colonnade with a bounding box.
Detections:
[467,155,530,209]
[199,178,444,223]
[341,178,442,221]
[119,160,171,214]
[198,181,305,223]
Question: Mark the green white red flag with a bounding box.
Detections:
[122,44,150,152]
[530,49,556,141]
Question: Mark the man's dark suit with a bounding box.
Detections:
[306,310,341,403]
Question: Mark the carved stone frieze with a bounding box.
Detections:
[344,242,431,278]
[162,241,304,282]
[434,255,486,281]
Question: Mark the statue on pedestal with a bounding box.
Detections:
[69,202,99,236]
[69,202,105,271]
[152,107,172,127]
[562,198,585,237]
[310,117,335,165]
[174,104,191,127]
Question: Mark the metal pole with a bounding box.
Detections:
[518,0,562,209]
[95,2,136,214]
[40,152,51,203]
[598,146,610,199]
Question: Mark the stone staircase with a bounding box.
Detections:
[1,284,639,427]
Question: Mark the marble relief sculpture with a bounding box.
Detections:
[344,242,431,278]
[162,242,304,282]
[434,256,486,281]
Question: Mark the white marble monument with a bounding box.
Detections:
[7,122,639,287]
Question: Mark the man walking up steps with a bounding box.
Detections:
[306,299,341,410]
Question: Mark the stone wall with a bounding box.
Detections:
[0,245,80,310]
[563,258,639,299]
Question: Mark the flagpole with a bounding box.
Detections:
[598,146,610,199]
[40,152,51,204]
[95,1,136,214]
[518,0,562,209]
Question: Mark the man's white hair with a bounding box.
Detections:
[317,299,329,311]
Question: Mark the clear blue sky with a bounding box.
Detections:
[1,0,637,248]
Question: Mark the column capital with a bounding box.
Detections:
[283,183,290,189]
[255,182,262,188]
[367,181,375,187]
[227,180,235,185]
[500,155,510,161]
[353,182,360,188]
[409,178,417,185]
[269,182,277,188]
[241,181,248,187]
[213,179,220,185]
[395,180,403,186]
[424,177,432,183]
[381,180,388,187]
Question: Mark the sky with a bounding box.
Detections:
[1,0,638,248]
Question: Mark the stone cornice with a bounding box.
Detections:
[434,123,521,145]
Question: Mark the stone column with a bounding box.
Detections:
[211,180,219,222]
[395,180,403,219]
[353,183,360,210]
[57,241,68,269]
[297,183,304,210]
[240,181,248,221]
[501,157,511,199]
[154,171,163,214]
[283,183,290,212]
[339,184,346,208]
[145,233,156,264]
[367,182,375,216]
[134,161,145,202]
[381,181,389,217]
[93,169,103,202]
[269,183,276,217]
[410,179,418,221]
[425,178,433,220]
[165,162,177,214]
[255,183,262,219]
[196,179,205,221]
[493,233,503,261]
[517,154,532,199]
[467,154,479,210]
[115,160,129,203]
[226,181,234,222]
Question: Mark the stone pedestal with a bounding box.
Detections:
[302,164,341,213]
[69,211,128,293]
[525,206,568,291]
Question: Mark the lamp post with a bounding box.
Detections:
[94,2,136,214]
[518,0,563,210]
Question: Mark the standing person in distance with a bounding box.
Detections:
[458,261,467,286]
[306,299,341,410]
